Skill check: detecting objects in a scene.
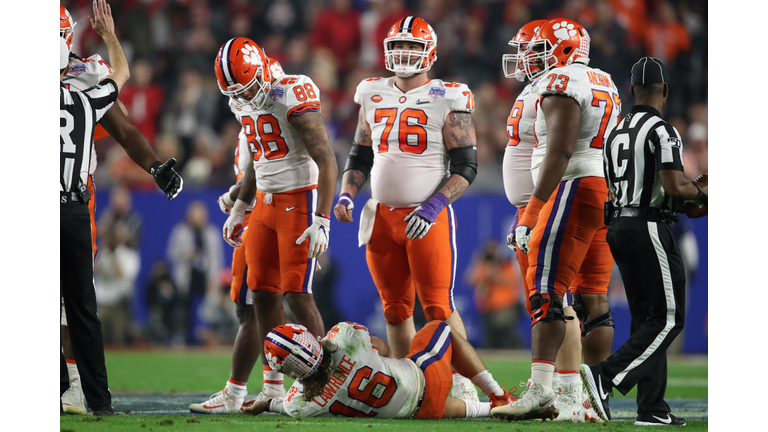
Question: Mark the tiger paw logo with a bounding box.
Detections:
[265,352,281,372]
[242,44,263,66]
[552,21,578,40]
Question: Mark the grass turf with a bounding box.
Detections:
[59,350,707,431]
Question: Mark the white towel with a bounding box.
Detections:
[358,198,379,247]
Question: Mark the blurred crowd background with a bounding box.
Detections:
[61,0,708,350]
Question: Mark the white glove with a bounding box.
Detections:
[217,189,235,215]
[296,214,331,259]
[506,229,516,252]
[404,208,433,239]
[223,200,248,247]
[514,225,532,254]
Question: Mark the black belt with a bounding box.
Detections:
[61,191,90,204]
[612,207,676,223]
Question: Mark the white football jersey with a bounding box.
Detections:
[229,74,320,194]
[354,77,475,208]
[530,63,621,183]
[282,322,423,419]
[63,54,112,175]
[502,82,538,208]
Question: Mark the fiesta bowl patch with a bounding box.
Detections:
[428,87,446,99]
[68,64,86,77]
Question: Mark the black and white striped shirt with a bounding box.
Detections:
[603,105,685,210]
[60,79,118,196]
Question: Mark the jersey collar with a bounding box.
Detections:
[631,105,662,117]
[389,77,433,94]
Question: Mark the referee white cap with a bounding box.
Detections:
[631,57,667,85]
[60,38,70,69]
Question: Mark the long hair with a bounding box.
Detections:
[300,346,334,401]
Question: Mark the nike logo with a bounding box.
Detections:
[416,99,431,105]
[652,415,672,424]
[286,206,298,212]
[538,399,553,408]
[598,375,609,400]
[202,403,224,409]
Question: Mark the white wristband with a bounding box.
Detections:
[232,199,248,214]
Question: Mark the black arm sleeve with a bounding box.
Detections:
[343,144,374,180]
[448,146,478,185]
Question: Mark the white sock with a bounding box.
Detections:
[226,379,247,398]
[452,372,468,387]
[531,361,555,388]
[557,370,581,392]
[552,371,560,389]
[264,367,285,396]
[66,361,80,384]
[471,370,504,397]
[463,401,491,418]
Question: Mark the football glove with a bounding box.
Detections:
[404,193,448,240]
[506,213,519,252]
[514,224,532,254]
[218,189,235,215]
[150,158,183,200]
[296,214,331,259]
[223,200,248,247]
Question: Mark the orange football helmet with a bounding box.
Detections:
[383,16,438,77]
[502,19,547,82]
[523,18,590,80]
[264,324,323,380]
[214,37,272,109]
[60,5,76,50]
[268,57,284,80]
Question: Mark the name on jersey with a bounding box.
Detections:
[585,71,615,89]
[68,64,86,77]
[312,355,357,407]
[428,87,446,99]
[269,87,285,100]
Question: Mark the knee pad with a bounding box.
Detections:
[423,305,449,322]
[529,294,566,326]
[581,309,615,337]
[570,293,587,323]
[384,304,412,325]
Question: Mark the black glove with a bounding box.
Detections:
[150,158,183,200]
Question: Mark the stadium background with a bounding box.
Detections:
[62,0,708,352]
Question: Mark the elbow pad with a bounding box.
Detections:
[343,144,374,180]
[448,146,478,185]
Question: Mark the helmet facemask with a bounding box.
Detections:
[522,39,555,81]
[502,41,531,82]
[220,65,270,110]
[384,38,434,78]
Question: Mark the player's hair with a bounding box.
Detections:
[299,346,333,401]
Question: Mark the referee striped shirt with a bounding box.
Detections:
[60,79,118,195]
[603,105,685,210]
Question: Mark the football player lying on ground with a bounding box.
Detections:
[241,321,514,419]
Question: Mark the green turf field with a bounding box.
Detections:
[59,350,707,431]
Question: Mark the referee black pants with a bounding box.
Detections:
[602,216,686,414]
[61,202,111,410]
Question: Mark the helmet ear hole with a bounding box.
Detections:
[563,46,572,55]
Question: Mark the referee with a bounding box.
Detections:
[579,57,707,426]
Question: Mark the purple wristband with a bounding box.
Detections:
[338,193,353,207]
[417,193,449,223]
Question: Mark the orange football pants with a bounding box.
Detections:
[526,177,613,300]
[366,204,457,324]
[407,321,453,419]
[230,212,253,304]
[245,186,318,293]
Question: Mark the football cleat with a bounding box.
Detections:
[582,390,604,423]
[189,387,244,414]
[451,375,479,403]
[553,379,583,422]
[634,412,686,426]
[490,378,558,421]
[580,364,611,421]
[61,377,87,415]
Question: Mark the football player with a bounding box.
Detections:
[191,58,292,415]
[60,3,182,415]
[240,322,514,419]
[189,37,338,414]
[491,18,618,421]
[333,16,480,401]
[502,20,601,423]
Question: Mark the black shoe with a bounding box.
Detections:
[579,363,611,421]
[635,412,686,426]
[91,406,115,416]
